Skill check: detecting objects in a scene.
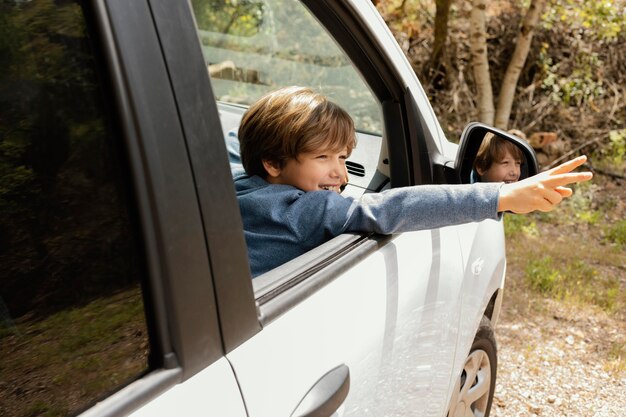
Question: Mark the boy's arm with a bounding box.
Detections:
[343,182,502,235]
[342,156,591,235]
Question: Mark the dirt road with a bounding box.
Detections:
[492,277,625,416]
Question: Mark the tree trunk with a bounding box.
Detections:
[494,0,547,129]
[469,0,494,125]
[424,0,453,89]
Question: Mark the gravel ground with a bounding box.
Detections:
[492,298,626,416]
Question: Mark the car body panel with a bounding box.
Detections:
[127,359,247,417]
[228,227,467,417]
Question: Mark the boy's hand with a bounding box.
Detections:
[498,155,593,213]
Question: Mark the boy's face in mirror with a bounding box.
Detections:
[478,149,522,183]
[263,147,350,193]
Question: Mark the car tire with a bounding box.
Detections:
[447,316,497,417]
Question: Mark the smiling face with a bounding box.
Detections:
[263,146,349,193]
[238,87,356,181]
[477,148,521,183]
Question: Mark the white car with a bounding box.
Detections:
[1,0,536,416]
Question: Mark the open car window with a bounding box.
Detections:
[189,0,396,295]
[191,0,389,194]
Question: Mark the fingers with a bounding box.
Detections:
[541,185,563,207]
[543,171,593,188]
[555,186,573,198]
[548,155,588,175]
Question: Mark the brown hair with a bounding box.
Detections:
[474,134,523,173]
[238,86,356,177]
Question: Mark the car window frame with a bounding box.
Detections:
[79,0,226,414]
[147,0,261,354]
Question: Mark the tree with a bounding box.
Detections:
[495,0,547,128]
[469,0,494,125]
[469,0,547,129]
[424,0,453,89]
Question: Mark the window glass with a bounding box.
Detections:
[192,0,383,135]
[0,1,150,415]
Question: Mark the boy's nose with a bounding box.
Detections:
[330,161,348,184]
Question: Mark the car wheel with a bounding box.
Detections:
[447,316,497,417]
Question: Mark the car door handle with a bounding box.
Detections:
[290,364,350,417]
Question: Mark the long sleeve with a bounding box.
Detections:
[342,182,502,234]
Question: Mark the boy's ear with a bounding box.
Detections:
[262,159,282,178]
[475,166,485,176]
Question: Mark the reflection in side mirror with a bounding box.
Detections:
[455,123,538,185]
[472,133,527,184]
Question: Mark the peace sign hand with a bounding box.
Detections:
[498,156,593,214]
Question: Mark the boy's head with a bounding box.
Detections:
[474,135,523,183]
[238,86,356,184]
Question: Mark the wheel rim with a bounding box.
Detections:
[452,349,492,417]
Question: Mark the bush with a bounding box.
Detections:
[606,219,626,246]
[525,256,561,293]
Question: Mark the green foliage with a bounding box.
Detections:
[193,0,265,36]
[607,129,626,166]
[563,181,601,225]
[526,256,562,293]
[605,219,626,247]
[576,209,602,225]
[1,290,147,416]
[504,214,538,237]
[539,45,605,107]
[25,401,67,417]
[525,256,622,313]
[543,0,626,40]
[537,0,625,114]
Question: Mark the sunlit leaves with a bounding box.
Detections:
[542,0,625,41]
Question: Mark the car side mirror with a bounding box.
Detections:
[455,122,538,184]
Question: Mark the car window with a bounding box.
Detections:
[191,0,383,136]
[189,0,392,282]
[0,2,151,415]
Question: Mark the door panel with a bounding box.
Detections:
[370,228,465,417]
[128,359,247,417]
[229,228,465,417]
[452,220,506,387]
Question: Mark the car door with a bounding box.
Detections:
[158,1,474,416]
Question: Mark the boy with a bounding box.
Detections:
[230,86,591,277]
[474,134,523,183]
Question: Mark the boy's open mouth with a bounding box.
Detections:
[320,185,341,193]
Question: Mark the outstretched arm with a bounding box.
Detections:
[498,155,593,213]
